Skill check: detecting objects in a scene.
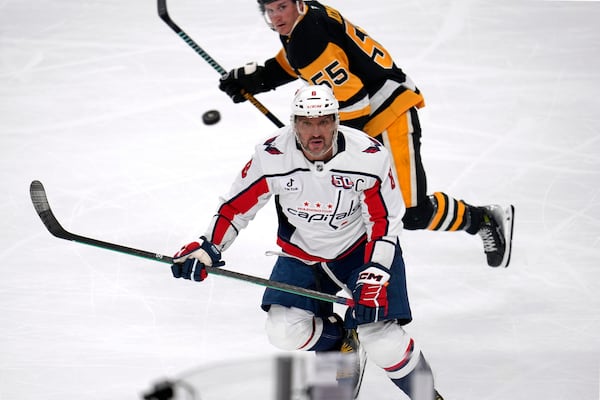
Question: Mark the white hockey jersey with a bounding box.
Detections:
[204,125,405,269]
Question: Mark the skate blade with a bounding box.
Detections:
[499,205,515,268]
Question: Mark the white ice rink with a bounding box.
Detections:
[1,0,599,399]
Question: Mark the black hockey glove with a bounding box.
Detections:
[219,62,270,103]
[171,236,224,282]
[350,263,391,324]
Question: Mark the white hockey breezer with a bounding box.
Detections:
[478,205,515,268]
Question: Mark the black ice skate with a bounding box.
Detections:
[478,205,515,267]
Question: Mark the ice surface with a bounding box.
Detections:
[1,0,599,399]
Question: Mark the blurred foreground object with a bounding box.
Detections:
[142,353,360,400]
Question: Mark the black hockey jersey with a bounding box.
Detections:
[263,1,425,136]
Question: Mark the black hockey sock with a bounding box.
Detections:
[309,314,345,351]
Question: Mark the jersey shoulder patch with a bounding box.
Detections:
[263,136,284,155]
[363,137,384,153]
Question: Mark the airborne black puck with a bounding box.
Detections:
[202,109,221,125]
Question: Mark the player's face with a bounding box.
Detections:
[264,0,301,36]
[295,115,337,161]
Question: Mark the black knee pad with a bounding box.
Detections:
[402,199,434,230]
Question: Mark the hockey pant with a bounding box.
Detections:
[262,243,412,350]
[376,107,479,233]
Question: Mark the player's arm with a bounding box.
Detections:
[205,153,273,251]
[350,151,404,322]
[360,149,405,269]
[170,147,273,281]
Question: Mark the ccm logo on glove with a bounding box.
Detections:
[357,268,390,284]
[352,264,391,324]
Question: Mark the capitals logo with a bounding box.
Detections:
[363,137,383,154]
[263,136,283,155]
[286,191,360,229]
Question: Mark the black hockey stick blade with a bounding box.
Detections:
[30,180,170,262]
[30,180,73,241]
[157,0,284,128]
[29,180,353,306]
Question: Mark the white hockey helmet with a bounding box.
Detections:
[291,84,339,118]
[291,85,340,159]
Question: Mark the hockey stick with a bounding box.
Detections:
[157,0,285,128]
[29,180,353,307]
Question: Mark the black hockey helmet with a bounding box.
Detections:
[257,0,298,13]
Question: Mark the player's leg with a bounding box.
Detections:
[380,108,513,267]
[359,320,437,400]
[379,108,469,232]
[261,256,345,351]
[346,241,440,399]
[264,305,344,351]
